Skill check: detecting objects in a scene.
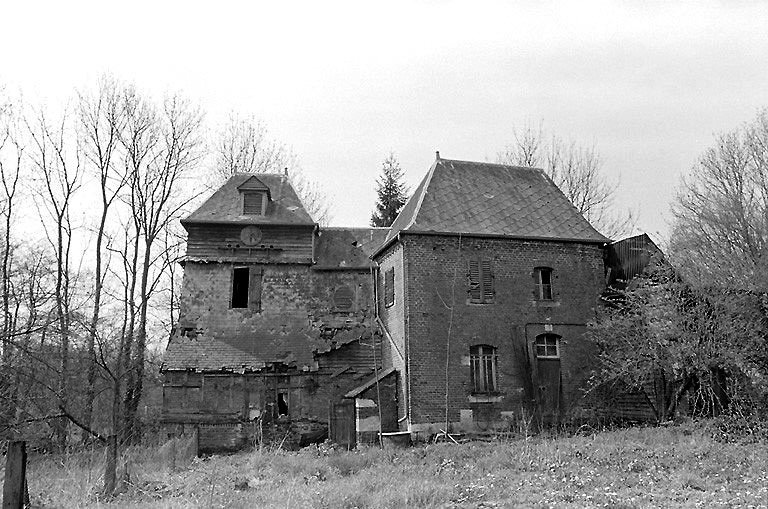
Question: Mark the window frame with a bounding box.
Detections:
[534,334,560,359]
[469,345,498,394]
[384,268,395,308]
[535,267,554,301]
[468,258,494,304]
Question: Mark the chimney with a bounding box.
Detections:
[284,167,288,176]
[435,150,440,160]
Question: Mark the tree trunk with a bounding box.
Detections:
[84,209,108,436]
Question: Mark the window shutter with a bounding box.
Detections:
[249,267,262,311]
[468,259,481,301]
[481,259,494,301]
[243,192,264,215]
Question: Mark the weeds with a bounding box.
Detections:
[13,420,768,508]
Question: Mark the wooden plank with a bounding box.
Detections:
[3,441,27,509]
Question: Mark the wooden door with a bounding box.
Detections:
[329,400,356,449]
[536,358,562,416]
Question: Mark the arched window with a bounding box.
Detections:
[535,334,560,359]
[333,286,354,310]
[470,345,497,393]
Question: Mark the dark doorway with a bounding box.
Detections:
[277,391,289,416]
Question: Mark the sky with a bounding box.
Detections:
[2,0,767,242]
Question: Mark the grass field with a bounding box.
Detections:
[15,419,768,508]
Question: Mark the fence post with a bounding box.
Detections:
[103,435,117,496]
[2,440,27,509]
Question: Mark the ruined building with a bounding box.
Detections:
[162,155,614,450]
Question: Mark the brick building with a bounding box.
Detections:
[162,154,612,448]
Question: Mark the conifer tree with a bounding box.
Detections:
[371,153,408,227]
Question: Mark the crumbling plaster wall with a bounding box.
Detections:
[177,262,377,369]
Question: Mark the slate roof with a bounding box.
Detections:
[163,322,372,372]
[182,173,315,226]
[386,157,609,244]
[314,227,390,269]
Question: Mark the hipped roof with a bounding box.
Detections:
[385,158,609,244]
[183,173,315,226]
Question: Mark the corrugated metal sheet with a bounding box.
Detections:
[606,234,662,289]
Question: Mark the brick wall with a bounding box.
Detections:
[375,242,408,427]
[399,234,605,432]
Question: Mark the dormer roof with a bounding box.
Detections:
[237,175,271,198]
[182,173,315,226]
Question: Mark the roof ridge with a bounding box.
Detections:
[322,226,391,231]
[439,157,545,173]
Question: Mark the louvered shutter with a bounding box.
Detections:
[468,259,481,301]
[481,259,494,302]
[243,192,263,214]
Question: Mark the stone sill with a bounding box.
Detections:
[468,394,504,403]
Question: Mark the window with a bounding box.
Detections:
[243,192,264,215]
[384,268,395,307]
[333,286,355,311]
[535,267,553,300]
[535,334,560,358]
[468,259,494,303]
[470,345,497,393]
[230,266,262,310]
[231,267,250,308]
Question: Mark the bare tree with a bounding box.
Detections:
[27,107,83,449]
[0,93,23,432]
[0,97,22,368]
[498,122,633,239]
[671,108,768,289]
[77,75,129,432]
[213,112,330,224]
[214,112,288,179]
[119,91,204,442]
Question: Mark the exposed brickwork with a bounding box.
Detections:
[387,234,604,432]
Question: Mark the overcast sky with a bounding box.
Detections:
[2,1,767,242]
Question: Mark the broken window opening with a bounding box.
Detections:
[470,345,497,394]
[535,267,553,300]
[535,334,560,358]
[277,390,289,417]
[231,266,250,308]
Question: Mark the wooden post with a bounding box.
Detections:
[103,435,117,496]
[2,441,27,509]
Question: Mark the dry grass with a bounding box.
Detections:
[12,420,768,508]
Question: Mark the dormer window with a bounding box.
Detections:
[237,175,271,216]
[243,192,266,215]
